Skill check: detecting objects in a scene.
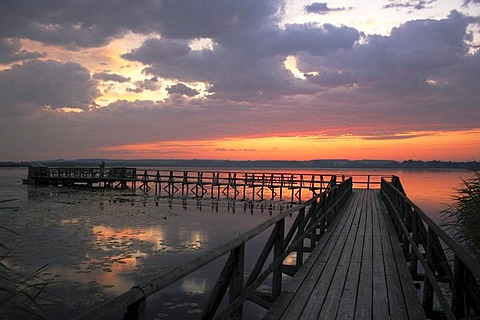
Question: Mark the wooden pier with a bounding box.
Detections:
[26,165,383,202]
[265,189,425,319]
[70,175,480,320]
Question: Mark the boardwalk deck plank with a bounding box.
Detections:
[265,189,426,320]
[371,190,391,319]
[263,194,354,320]
[354,190,373,320]
[275,192,359,320]
[335,191,367,320]
[298,192,361,319]
[315,189,365,319]
[377,193,427,319]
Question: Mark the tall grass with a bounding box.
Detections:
[442,169,480,258]
[0,226,60,319]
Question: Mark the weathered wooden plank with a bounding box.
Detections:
[267,190,426,320]
[335,190,368,320]
[376,192,410,319]
[354,190,374,320]
[263,201,350,320]
[378,192,426,319]
[295,190,362,318]
[265,190,356,319]
[316,190,365,319]
[371,190,390,320]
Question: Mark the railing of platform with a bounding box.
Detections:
[75,177,353,320]
[381,176,480,319]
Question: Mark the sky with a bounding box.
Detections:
[0,0,480,162]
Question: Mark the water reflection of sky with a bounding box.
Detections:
[0,167,474,319]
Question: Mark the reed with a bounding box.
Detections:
[0,226,60,319]
[443,169,480,257]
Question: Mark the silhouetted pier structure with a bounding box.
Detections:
[26,165,383,202]
[74,175,480,320]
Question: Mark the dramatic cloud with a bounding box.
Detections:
[305,3,351,14]
[131,77,161,92]
[0,0,479,161]
[0,60,99,115]
[300,11,473,95]
[0,39,45,64]
[0,0,281,49]
[123,23,360,96]
[93,72,130,83]
[383,0,437,11]
[167,83,199,97]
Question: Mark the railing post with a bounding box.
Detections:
[229,245,245,319]
[423,227,435,317]
[273,219,285,297]
[452,255,466,319]
[402,202,411,258]
[295,207,305,270]
[124,297,146,320]
[410,212,419,277]
[309,201,318,250]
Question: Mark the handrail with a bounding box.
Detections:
[75,177,353,320]
[381,177,480,319]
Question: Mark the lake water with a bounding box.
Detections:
[0,167,473,319]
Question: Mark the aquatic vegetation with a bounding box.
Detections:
[0,226,61,319]
[443,169,480,257]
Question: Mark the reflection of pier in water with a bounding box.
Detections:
[27,166,378,203]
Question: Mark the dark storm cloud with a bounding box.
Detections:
[304,3,351,14]
[0,39,45,64]
[126,77,161,93]
[93,72,130,83]
[121,38,191,64]
[166,83,199,97]
[123,23,360,96]
[301,11,472,95]
[0,0,281,49]
[0,60,99,115]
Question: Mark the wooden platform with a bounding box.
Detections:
[265,189,426,319]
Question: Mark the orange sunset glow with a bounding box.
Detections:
[97,129,480,161]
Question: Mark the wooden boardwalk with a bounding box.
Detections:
[265,189,426,319]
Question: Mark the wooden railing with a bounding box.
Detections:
[75,177,353,320]
[381,177,480,319]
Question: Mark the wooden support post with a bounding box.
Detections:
[273,219,285,297]
[423,227,435,317]
[243,173,247,200]
[295,207,306,270]
[252,173,256,201]
[452,255,467,319]
[203,247,242,319]
[280,174,284,200]
[124,297,146,320]
[410,212,419,276]
[229,245,245,320]
[403,202,411,258]
[309,201,318,250]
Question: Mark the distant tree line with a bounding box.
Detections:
[0,159,478,169]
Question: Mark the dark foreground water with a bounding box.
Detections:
[0,167,472,319]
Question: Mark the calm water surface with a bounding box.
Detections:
[0,167,472,319]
